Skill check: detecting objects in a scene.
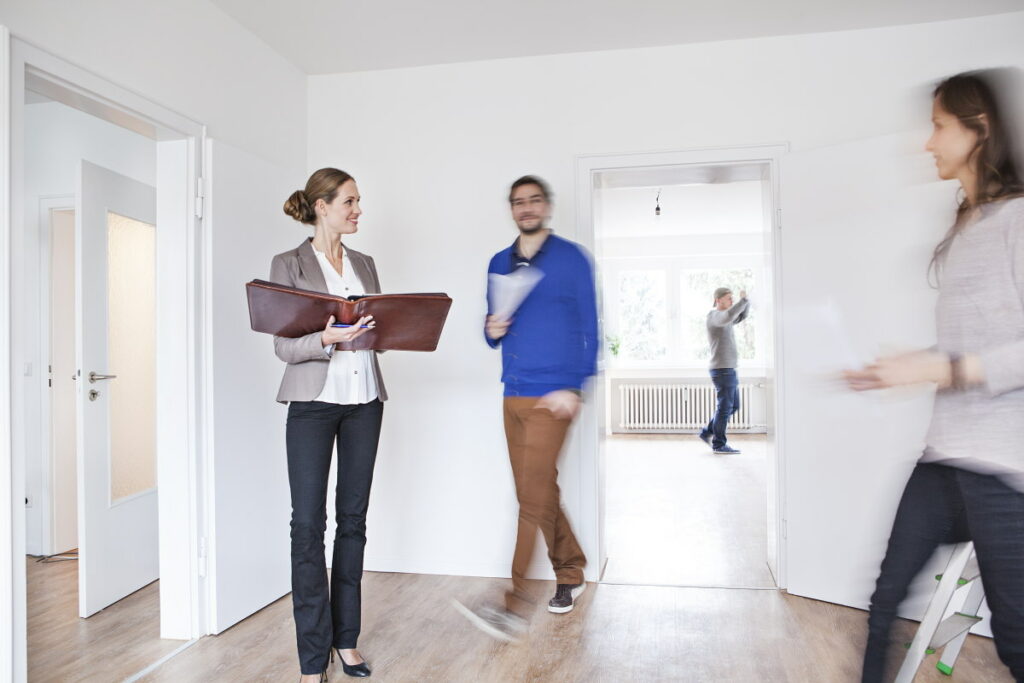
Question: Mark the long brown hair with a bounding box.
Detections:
[929,70,1024,283]
[283,168,355,224]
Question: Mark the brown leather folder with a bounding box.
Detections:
[246,279,452,352]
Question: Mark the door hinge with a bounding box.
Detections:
[197,536,208,578]
[195,176,206,219]
[776,208,782,230]
[48,364,52,388]
[782,518,788,539]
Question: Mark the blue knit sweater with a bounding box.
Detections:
[485,233,599,396]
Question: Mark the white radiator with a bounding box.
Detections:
[618,383,759,432]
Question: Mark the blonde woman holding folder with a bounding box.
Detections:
[273,168,384,682]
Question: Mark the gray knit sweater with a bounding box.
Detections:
[921,197,1024,491]
[706,298,750,369]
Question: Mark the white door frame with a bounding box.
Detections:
[573,144,789,588]
[7,36,208,681]
[1,24,15,683]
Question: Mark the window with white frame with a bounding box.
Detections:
[616,270,668,361]
[679,268,756,364]
[604,262,762,368]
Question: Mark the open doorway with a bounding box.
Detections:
[576,147,786,591]
[9,38,207,680]
[23,83,172,680]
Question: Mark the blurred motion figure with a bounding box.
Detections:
[453,175,598,641]
[845,70,1024,682]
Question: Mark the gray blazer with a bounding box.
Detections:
[269,238,388,404]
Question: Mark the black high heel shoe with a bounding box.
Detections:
[332,647,371,678]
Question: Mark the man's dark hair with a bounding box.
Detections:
[508,175,552,204]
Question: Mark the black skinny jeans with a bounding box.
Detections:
[862,462,1024,682]
[286,399,383,675]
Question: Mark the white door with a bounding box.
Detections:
[76,160,159,618]
[760,172,781,585]
[206,139,294,632]
[51,208,79,555]
[779,133,954,613]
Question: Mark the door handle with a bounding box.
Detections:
[88,371,118,383]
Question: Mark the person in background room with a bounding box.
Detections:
[699,286,750,454]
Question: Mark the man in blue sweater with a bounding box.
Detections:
[454,175,598,641]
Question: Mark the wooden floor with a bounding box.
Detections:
[605,434,775,588]
[26,555,179,682]
[141,573,1011,683]
[27,505,1013,682]
[27,557,1011,682]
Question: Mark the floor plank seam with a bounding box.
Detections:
[121,637,201,683]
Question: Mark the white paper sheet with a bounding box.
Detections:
[488,267,545,320]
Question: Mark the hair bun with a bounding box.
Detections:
[283,189,315,224]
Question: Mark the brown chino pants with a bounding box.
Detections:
[503,396,587,614]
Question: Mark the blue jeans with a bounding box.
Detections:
[702,368,739,449]
[862,462,1024,682]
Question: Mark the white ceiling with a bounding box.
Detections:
[210,0,1022,75]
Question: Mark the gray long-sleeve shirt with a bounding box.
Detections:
[706,298,750,369]
[921,197,1024,491]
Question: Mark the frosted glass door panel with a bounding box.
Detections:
[106,212,156,503]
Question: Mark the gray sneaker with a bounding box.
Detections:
[713,444,741,454]
[548,583,586,614]
[451,599,527,642]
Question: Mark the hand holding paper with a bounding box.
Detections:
[488,268,544,321]
[485,315,512,340]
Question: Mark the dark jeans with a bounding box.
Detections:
[286,399,383,675]
[702,368,739,449]
[862,462,1024,682]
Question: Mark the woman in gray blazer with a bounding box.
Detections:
[273,168,386,682]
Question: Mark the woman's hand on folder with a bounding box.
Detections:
[322,315,375,345]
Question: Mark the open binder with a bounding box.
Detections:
[246,279,452,352]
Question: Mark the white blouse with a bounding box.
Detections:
[312,246,379,406]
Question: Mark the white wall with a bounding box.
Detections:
[306,10,1024,605]
[22,100,155,556]
[597,182,766,238]
[205,139,297,633]
[1,0,306,169]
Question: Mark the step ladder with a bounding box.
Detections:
[896,542,986,681]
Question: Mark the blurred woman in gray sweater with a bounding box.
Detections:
[845,70,1024,682]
